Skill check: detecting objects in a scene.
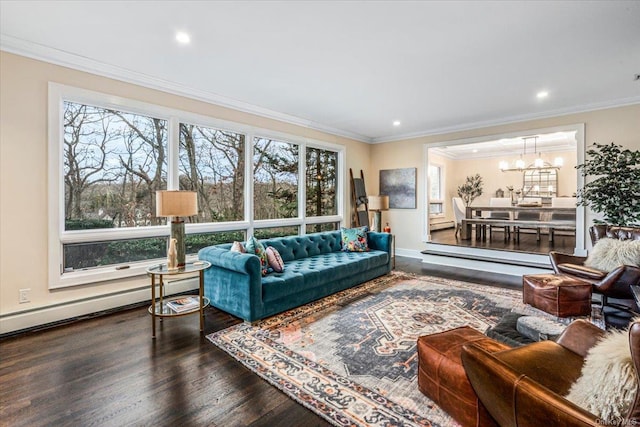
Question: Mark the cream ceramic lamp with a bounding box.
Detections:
[156,190,198,267]
[368,195,389,232]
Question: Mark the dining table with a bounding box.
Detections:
[460,205,576,242]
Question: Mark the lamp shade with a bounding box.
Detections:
[156,191,198,217]
[368,195,389,211]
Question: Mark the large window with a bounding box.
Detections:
[306,147,338,217]
[64,102,168,230]
[428,164,444,216]
[253,137,299,220]
[49,84,344,288]
[179,123,245,222]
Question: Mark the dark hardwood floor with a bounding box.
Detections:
[0,257,512,427]
[429,227,575,255]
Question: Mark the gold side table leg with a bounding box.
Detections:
[151,273,156,339]
[199,270,204,332]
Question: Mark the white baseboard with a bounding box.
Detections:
[421,253,551,277]
[0,277,199,335]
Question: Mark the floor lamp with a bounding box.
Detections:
[156,190,198,268]
[368,195,389,232]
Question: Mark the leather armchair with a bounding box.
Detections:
[549,225,640,317]
[461,319,640,427]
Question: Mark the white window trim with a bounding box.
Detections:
[428,163,445,218]
[48,83,345,289]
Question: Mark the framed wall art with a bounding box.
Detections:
[379,167,417,209]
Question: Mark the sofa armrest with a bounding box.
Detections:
[549,251,587,274]
[557,263,607,280]
[367,231,392,254]
[462,343,599,427]
[198,246,262,275]
[555,319,606,358]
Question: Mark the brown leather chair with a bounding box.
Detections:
[461,319,640,427]
[549,225,640,320]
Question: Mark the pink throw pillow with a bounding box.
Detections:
[230,241,246,253]
[266,247,285,273]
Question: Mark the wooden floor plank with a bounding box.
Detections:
[0,257,513,426]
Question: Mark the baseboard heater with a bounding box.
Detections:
[429,221,454,231]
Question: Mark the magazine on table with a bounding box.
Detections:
[167,296,200,313]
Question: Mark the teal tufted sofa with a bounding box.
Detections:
[198,231,393,322]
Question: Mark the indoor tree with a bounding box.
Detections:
[457,174,483,206]
[576,142,640,226]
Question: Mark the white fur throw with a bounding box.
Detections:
[565,324,638,425]
[584,238,640,272]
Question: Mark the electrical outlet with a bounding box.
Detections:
[19,288,31,304]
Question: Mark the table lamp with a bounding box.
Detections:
[156,190,198,268]
[368,195,389,232]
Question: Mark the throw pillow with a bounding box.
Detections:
[245,236,268,276]
[565,322,638,425]
[265,246,285,273]
[341,226,369,252]
[584,238,640,272]
[230,241,246,253]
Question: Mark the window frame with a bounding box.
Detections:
[48,83,345,288]
[427,163,445,218]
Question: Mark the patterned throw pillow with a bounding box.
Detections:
[245,236,268,276]
[266,246,285,273]
[230,241,246,253]
[341,226,369,252]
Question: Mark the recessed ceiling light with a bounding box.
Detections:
[537,91,549,99]
[472,149,478,153]
[392,120,401,127]
[176,31,191,44]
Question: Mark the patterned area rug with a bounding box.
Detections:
[207,272,531,427]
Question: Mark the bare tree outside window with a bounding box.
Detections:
[306,147,337,217]
[253,137,299,220]
[63,101,167,230]
[179,123,245,222]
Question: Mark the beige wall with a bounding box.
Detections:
[371,104,640,252]
[0,52,371,324]
[1,50,639,331]
[446,149,577,207]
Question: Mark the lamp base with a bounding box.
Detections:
[170,219,186,267]
[372,211,382,232]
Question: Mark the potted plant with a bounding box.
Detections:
[457,174,483,207]
[576,142,640,226]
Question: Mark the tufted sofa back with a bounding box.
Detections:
[590,225,640,244]
[260,231,342,262]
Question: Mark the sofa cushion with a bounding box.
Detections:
[584,237,640,272]
[341,226,369,252]
[246,236,268,276]
[262,232,342,262]
[565,324,637,423]
[261,269,306,302]
[261,250,389,302]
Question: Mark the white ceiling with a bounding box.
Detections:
[1,1,639,143]
[431,131,576,160]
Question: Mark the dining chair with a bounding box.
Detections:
[515,197,542,241]
[487,197,512,241]
[549,197,577,241]
[452,197,466,239]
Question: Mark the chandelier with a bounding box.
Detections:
[499,136,563,172]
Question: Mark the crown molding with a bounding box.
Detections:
[0,35,372,143]
[371,97,640,144]
[3,35,639,146]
